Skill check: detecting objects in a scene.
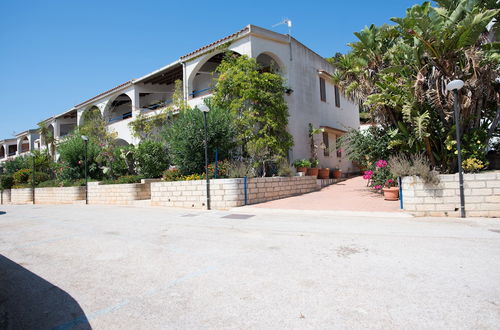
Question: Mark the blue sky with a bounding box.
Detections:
[0,0,419,136]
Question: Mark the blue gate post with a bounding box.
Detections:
[243,176,248,205]
[398,176,403,209]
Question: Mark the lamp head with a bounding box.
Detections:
[198,104,210,113]
[446,79,464,91]
[81,135,89,141]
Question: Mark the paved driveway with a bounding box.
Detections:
[249,176,401,213]
[1,204,500,329]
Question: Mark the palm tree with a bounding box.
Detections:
[38,122,56,160]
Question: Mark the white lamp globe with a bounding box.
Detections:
[446,79,464,91]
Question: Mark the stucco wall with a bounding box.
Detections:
[151,176,319,210]
[34,186,85,204]
[402,171,500,217]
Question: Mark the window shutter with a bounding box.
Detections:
[334,85,340,107]
[323,131,330,156]
[320,78,326,102]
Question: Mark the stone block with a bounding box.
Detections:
[464,181,486,189]
[470,188,493,196]
[416,204,436,211]
[486,181,500,188]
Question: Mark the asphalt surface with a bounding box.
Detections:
[1,204,499,329]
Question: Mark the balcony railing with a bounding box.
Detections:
[190,87,213,98]
[141,99,173,113]
[108,112,132,124]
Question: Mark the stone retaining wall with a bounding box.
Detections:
[11,188,33,204]
[35,186,85,204]
[1,189,11,204]
[402,171,500,217]
[88,180,152,205]
[151,176,319,210]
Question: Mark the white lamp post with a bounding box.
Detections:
[446,79,465,218]
[198,104,211,210]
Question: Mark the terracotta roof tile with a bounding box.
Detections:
[75,80,133,108]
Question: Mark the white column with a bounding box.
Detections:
[53,121,61,140]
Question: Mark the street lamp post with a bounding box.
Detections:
[446,79,465,218]
[81,135,89,205]
[198,104,211,210]
[28,152,35,204]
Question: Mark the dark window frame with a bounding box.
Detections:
[319,77,326,102]
[334,85,340,107]
[323,131,330,157]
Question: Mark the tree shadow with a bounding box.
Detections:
[0,255,91,329]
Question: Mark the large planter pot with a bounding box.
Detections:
[296,167,307,174]
[306,168,319,177]
[383,187,399,201]
[333,169,342,179]
[318,168,330,179]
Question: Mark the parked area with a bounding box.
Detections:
[1,204,499,329]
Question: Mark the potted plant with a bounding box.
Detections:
[382,179,399,201]
[318,167,330,179]
[306,159,319,177]
[332,167,342,179]
[293,159,311,174]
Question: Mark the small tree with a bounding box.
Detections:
[38,122,56,160]
[163,102,236,175]
[212,54,293,176]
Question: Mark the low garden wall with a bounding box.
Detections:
[402,171,500,217]
[151,176,319,210]
[1,189,11,204]
[34,186,85,204]
[11,188,33,204]
[87,179,157,205]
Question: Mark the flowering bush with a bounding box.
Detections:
[462,158,485,173]
[362,159,397,192]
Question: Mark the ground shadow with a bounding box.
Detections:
[0,211,5,215]
[0,255,91,330]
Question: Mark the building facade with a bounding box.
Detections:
[1,24,360,172]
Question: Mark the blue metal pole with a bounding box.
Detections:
[243,176,248,205]
[398,176,403,209]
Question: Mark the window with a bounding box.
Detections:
[334,85,340,107]
[323,131,330,157]
[319,78,326,102]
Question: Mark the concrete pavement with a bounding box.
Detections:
[1,204,500,329]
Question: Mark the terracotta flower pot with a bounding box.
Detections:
[383,187,399,201]
[306,168,319,177]
[296,167,307,174]
[333,169,342,179]
[318,168,330,179]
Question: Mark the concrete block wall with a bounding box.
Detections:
[151,176,319,210]
[402,171,500,217]
[35,186,85,204]
[88,181,151,205]
[1,189,11,204]
[11,188,33,204]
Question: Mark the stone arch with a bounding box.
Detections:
[18,137,30,154]
[188,50,240,98]
[103,94,133,123]
[79,105,102,126]
[256,52,285,74]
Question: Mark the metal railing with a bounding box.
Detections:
[189,87,213,98]
[108,112,132,124]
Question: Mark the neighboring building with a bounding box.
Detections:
[0,24,360,172]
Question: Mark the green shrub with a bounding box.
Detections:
[135,140,169,178]
[338,126,391,169]
[12,184,31,189]
[101,175,144,185]
[163,104,236,175]
[29,172,50,186]
[4,156,30,174]
[0,174,14,189]
[13,169,31,185]
[57,132,102,179]
[162,168,182,181]
[37,179,86,188]
[293,159,311,168]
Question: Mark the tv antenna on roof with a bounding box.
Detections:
[272,18,293,61]
[272,18,292,36]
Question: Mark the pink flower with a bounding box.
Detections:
[374,185,382,190]
[77,160,82,165]
[362,174,371,180]
[376,160,388,168]
[364,170,373,176]
[387,179,394,184]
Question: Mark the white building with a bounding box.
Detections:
[1,24,360,172]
